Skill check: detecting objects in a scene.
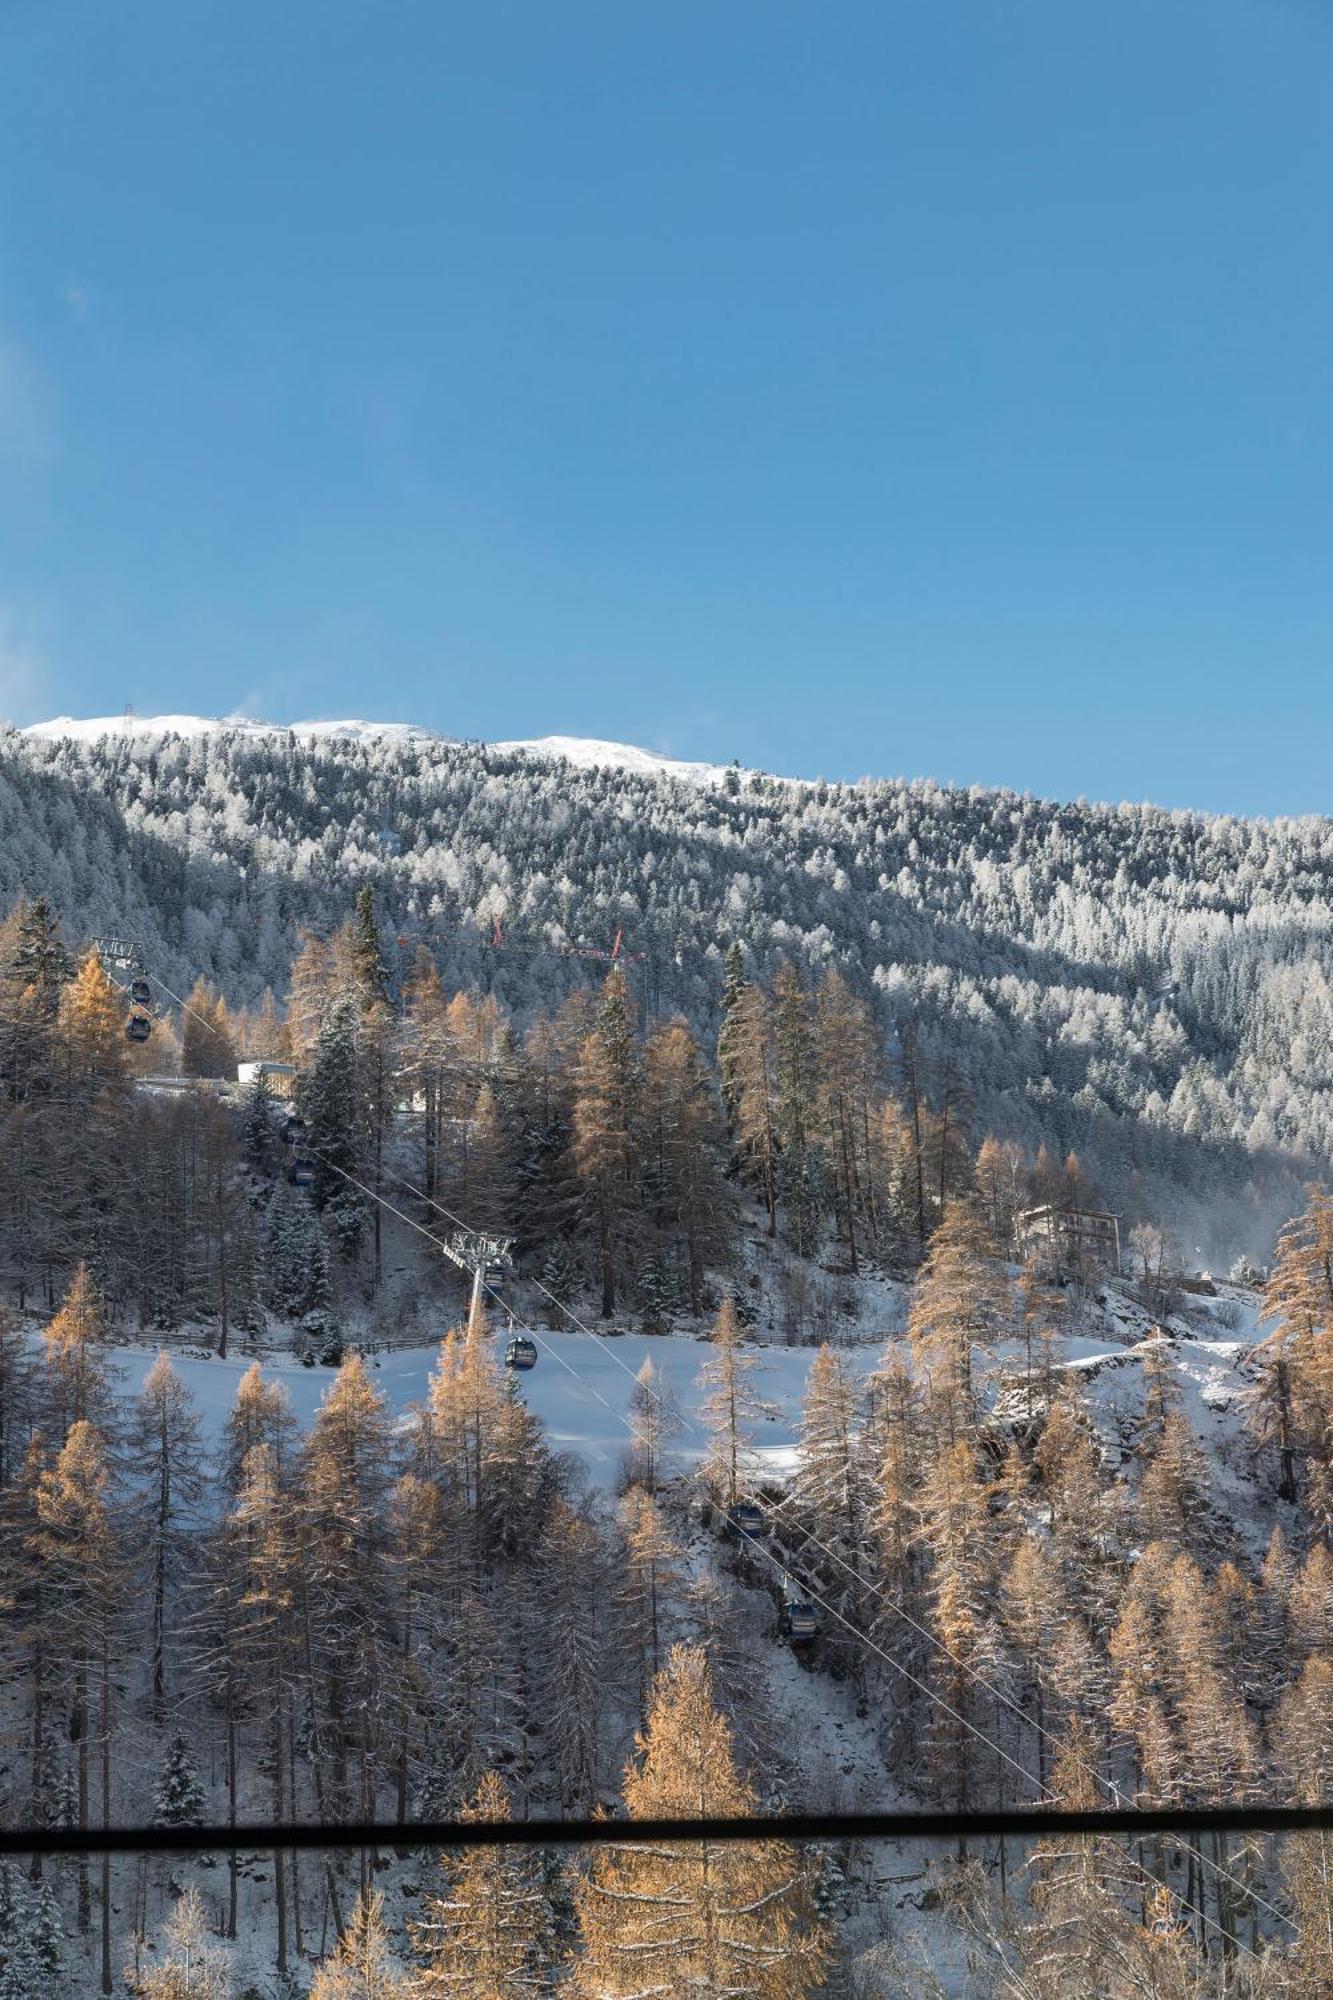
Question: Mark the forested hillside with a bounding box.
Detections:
[4,719,1333,1256]
[6,840,1333,1993]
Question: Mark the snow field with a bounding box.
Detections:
[107,1324,883,1491]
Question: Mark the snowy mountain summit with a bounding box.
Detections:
[7,708,1329,1252]
[22,715,743,787]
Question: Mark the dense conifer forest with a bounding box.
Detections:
[3,733,1333,1993]
[5,720,1333,1253]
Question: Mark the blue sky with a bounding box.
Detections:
[1,0,1331,815]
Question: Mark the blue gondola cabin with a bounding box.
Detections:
[726,1501,765,1538]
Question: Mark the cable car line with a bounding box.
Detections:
[273,1138,632,1434]
[251,1133,1053,1809]
[140,974,636,1437]
[372,1155,1288,1944]
[142,966,1278,1952]
[95,935,158,1044]
[183,1147,1264,1966]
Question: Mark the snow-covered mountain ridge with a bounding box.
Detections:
[7,710,1333,1256]
[22,714,745,787]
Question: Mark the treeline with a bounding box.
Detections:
[0,886,1102,1340]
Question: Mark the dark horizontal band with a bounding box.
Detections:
[0,1803,1326,1859]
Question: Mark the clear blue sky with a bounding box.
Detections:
[2,0,1331,815]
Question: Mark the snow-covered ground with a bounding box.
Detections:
[105,1323,882,1490]
[20,713,803,788]
[21,713,436,747]
[37,1273,1273,1999]
[492,732,741,786]
[95,1272,1266,1514]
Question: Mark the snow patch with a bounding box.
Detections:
[22,715,795,788]
[22,713,437,747]
[493,734,740,787]
[102,1325,880,1492]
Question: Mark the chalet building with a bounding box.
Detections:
[237,1058,298,1100]
[1015,1203,1121,1278]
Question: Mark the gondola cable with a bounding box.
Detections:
[143,966,1283,1953]
[279,1149,1278,1967]
[374,1152,1295,1944]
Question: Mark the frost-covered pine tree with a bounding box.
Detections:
[717,938,748,1138]
[772,962,823,1257]
[152,1730,206,1827]
[535,1502,609,1814]
[301,988,370,1257]
[538,1238,581,1325]
[0,1865,36,2000]
[241,1065,278,1171]
[13,894,72,1013]
[22,1877,63,1999]
[264,1182,334,1328]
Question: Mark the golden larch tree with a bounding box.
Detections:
[572,1645,828,1999]
[59,949,127,1091]
[697,1294,762,1509]
[42,1261,112,1443]
[410,1770,554,1996]
[907,1200,1010,1446]
[310,1888,411,1999]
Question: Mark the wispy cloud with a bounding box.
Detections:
[230,689,271,721]
[62,276,92,322]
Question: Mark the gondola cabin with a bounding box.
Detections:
[126,1013,153,1044]
[504,1335,538,1371]
[289,1156,316,1189]
[783,1598,819,1647]
[726,1501,765,1539]
[129,978,152,1007]
[283,1116,309,1148]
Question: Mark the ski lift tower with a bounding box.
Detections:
[92,935,146,978]
[438,1228,516,1325]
